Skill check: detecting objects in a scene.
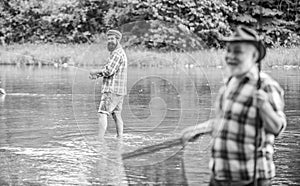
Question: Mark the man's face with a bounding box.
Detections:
[225,42,259,77]
[107,35,118,52]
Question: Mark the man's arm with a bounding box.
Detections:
[180,85,224,143]
[181,119,213,143]
[101,53,123,77]
[89,52,123,79]
[256,85,287,136]
[259,101,286,135]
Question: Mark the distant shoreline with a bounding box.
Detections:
[0,44,299,69]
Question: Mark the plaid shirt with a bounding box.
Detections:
[210,66,286,181]
[101,45,127,95]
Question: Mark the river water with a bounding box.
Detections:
[0,65,299,186]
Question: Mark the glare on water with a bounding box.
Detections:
[0,66,299,185]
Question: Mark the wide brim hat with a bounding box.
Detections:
[106,29,122,40]
[222,25,266,62]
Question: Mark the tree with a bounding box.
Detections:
[225,0,300,47]
[0,0,299,48]
[104,0,234,50]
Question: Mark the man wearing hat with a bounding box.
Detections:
[89,29,127,139]
[181,26,286,185]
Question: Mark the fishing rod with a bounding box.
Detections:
[253,0,264,185]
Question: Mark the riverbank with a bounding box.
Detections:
[0,43,299,69]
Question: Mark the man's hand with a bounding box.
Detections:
[89,69,103,80]
[89,74,98,80]
[256,89,269,109]
[181,126,200,144]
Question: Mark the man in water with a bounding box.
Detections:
[181,26,286,186]
[90,29,127,139]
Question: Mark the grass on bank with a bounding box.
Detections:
[0,43,299,69]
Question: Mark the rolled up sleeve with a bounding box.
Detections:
[102,53,122,77]
[264,83,287,137]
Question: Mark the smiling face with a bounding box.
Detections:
[225,42,259,77]
[107,35,118,52]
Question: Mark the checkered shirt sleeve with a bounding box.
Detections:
[210,67,286,181]
[101,47,127,95]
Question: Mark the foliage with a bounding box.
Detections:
[0,0,45,43]
[104,0,234,50]
[0,0,299,48]
[226,0,300,47]
[43,0,110,43]
[0,0,110,44]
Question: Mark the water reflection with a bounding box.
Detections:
[124,149,188,185]
[89,139,128,185]
[128,76,180,132]
[0,94,5,103]
[0,66,299,185]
